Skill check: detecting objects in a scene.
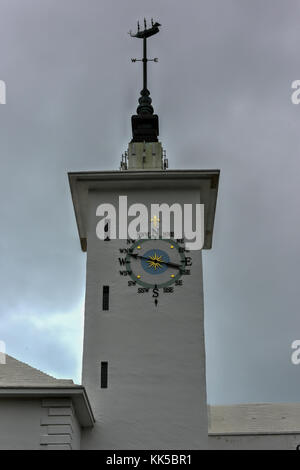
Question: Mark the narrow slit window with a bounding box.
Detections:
[104,219,110,241]
[102,285,109,311]
[101,361,108,388]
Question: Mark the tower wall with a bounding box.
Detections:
[80,186,209,449]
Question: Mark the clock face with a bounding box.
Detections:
[125,238,185,289]
[118,237,193,306]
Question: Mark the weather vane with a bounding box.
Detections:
[128,19,161,143]
[129,18,161,94]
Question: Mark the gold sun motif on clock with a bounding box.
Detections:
[147,253,163,270]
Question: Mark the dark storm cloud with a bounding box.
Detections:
[0,0,300,399]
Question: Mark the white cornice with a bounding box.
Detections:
[68,169,220,251]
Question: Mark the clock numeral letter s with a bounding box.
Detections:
[152,286,159,298]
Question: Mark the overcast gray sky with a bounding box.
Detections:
[1,0,300,404]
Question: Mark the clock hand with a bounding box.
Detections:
[161,260,183,269]
[128,253,183,270]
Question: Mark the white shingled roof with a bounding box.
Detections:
[0,354,75,387]
[208,403,300,434]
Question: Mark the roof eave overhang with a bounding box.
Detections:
[0,386,95,427]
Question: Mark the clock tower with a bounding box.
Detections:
[69,21,219,449]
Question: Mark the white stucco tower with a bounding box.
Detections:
[69,21,219,449]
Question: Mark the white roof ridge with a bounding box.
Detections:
[5,354,69,380]
[0,354,75,387]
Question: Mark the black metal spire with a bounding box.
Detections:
[129,19,161,142]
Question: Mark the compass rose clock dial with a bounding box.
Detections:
[118,238,193,306]
[126,239,184,288]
